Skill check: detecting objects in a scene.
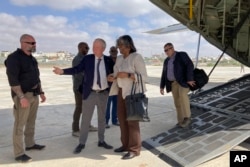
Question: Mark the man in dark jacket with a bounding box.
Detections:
[160,43,195,128]
[53,38,114,154]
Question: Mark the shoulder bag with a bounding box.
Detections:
[125,74,150,122]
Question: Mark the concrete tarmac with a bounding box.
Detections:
[0,66,249,167]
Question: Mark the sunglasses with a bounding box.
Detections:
[24,42,36,45]
[164,47,172,52]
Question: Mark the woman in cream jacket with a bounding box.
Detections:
[108,35,147,160]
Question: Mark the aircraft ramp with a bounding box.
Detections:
[142,74,250,167]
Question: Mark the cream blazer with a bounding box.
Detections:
[109,52,147,99]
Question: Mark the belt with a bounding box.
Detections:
[92,89,108,93]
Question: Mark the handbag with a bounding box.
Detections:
[125,74,150,122]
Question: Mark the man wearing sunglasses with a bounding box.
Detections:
[5,34,46,163]
[72,42,98,137]
[160,43,195,128]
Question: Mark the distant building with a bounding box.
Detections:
[0,51,11,57]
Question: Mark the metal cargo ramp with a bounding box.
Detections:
[142,74,250,167]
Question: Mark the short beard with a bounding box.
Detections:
[28,48,36,53]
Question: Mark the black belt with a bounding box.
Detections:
[92,89,108,93]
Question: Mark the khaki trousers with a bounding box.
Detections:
[171,81,191,124]
[117,88,141,155]
[12,92,39,157]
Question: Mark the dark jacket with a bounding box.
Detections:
[63,54,114,99]
[160,51,194,92]
[72,53,84,92]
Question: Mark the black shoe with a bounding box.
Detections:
[25,144,45,151]
[98,141,113,149]
[15,154,32,163]
[114,146,125,153]
[73,144,85,154]
[122,152,137,160]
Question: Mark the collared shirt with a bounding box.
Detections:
[167,52,176,81]
[92,56,108,90]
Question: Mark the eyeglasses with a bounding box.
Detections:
[24,42,36,45]
[164,47,173,52]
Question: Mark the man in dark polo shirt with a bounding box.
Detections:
[5,34,46,163]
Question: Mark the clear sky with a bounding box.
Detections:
[0,0,223,57]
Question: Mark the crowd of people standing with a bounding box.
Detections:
[5,33,195,163]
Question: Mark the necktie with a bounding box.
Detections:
[97,59,102,89]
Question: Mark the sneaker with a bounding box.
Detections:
[180,117,191,128]
[89,125,98,132]
[106,124,110,129]
[15,154,32,163]
[72,131,80,137]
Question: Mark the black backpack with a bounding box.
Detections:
[190,68,209,91]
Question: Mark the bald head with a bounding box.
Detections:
[20,34,36,55]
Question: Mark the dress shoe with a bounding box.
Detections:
[15,154,32,163]
[122,152,137,160]
[73,144,85,154]
[114,146,125,153]
[25,144,45,151]
[98,141,113,149]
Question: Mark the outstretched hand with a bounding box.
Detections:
[53,66,63,75]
